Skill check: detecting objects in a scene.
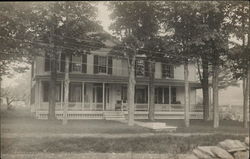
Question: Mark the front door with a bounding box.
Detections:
[93,84,109,110]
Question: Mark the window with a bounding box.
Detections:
[71,55,82,72]
[121,86,127,102]
[164,87,170,104]
[162,64,174,78]
[45,53,65,72]
[135,86,148,104]
[155,87,163,104]
[135,59,149,77]
[94,55,112,74]
[171,87,177,104]
[43,81,61,102]
[69,83,82,102]
[155,87,169,104]
[98,56,107,73]
[44,53,51,72]
[136,59,145,76]
[93,84,103,103]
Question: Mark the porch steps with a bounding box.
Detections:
[103,111,126,121]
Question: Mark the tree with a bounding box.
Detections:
[109,1,165,123]
[226,1,249,127]
[1,70,31,109]
[28,2,106,121]
[161,1,201,127]
[1,2,109,121]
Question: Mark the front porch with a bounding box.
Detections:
[33,79,203,120]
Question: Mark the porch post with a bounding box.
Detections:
[103,82,105,112]
[169,85,171,111]
[208,86,212,120]
[148,84,150,112]
[82,82,85,111]
[38,80,41,110]
[60,81,63,110]
[162,87,165,104]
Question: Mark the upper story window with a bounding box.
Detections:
[70,54,87,73]
[71,55,82,72]
[135,59,149,77]
[44,53,51,72]
[94,55,112,75]
[135,59,145,76]
[44,53,86,73]
[44,53,66,72]
[162,64,174,78]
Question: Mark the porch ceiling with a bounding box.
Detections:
[35,74,201,87]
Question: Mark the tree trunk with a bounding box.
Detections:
[148,61,155,121]
[48,53,57,121]
[243,63,249,128]
[212,60,219,128]
[0,77,1,109]
[63,54,70,125]
[201,56,210,121]
[248,63,250,125]
[128,56,136,126]
[184,60,190,127]
[242,5,248,128]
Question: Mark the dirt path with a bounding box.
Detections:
[2,132,248,138]
[2,152,176,159]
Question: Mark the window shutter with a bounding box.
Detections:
[108,57,112,75]
[82,54,87,73]
[144,60,149,77]
[69,55,72,72]
[44,53,51,72]
[170,65,174,78]
[60,53,65,72]
[31,62,34,77]
[135,60,137,77]
[94,55,98,74]
[43,82,49,102]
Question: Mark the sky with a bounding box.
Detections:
[96,2,112,34]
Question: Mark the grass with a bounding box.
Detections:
[139,119,249,134]
[1,134,246,154]
[2,109,248,135]
[1,108,248,154]
[1,109,151,134]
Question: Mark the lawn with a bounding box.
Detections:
[139,119,249,134]
[1,109,151,134]
[1,108,249,154]
[1,134,246,154]
[1,109,248,135]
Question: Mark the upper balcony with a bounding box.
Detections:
[32,52,198,82]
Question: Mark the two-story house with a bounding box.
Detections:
[30,38,203,120]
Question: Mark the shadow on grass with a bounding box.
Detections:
[2,134,246,154]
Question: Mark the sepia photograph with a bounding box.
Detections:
[0,1,249,159]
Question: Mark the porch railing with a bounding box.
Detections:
[39,102,203,112]
[121,103,202,112]
[40,102,105,111]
